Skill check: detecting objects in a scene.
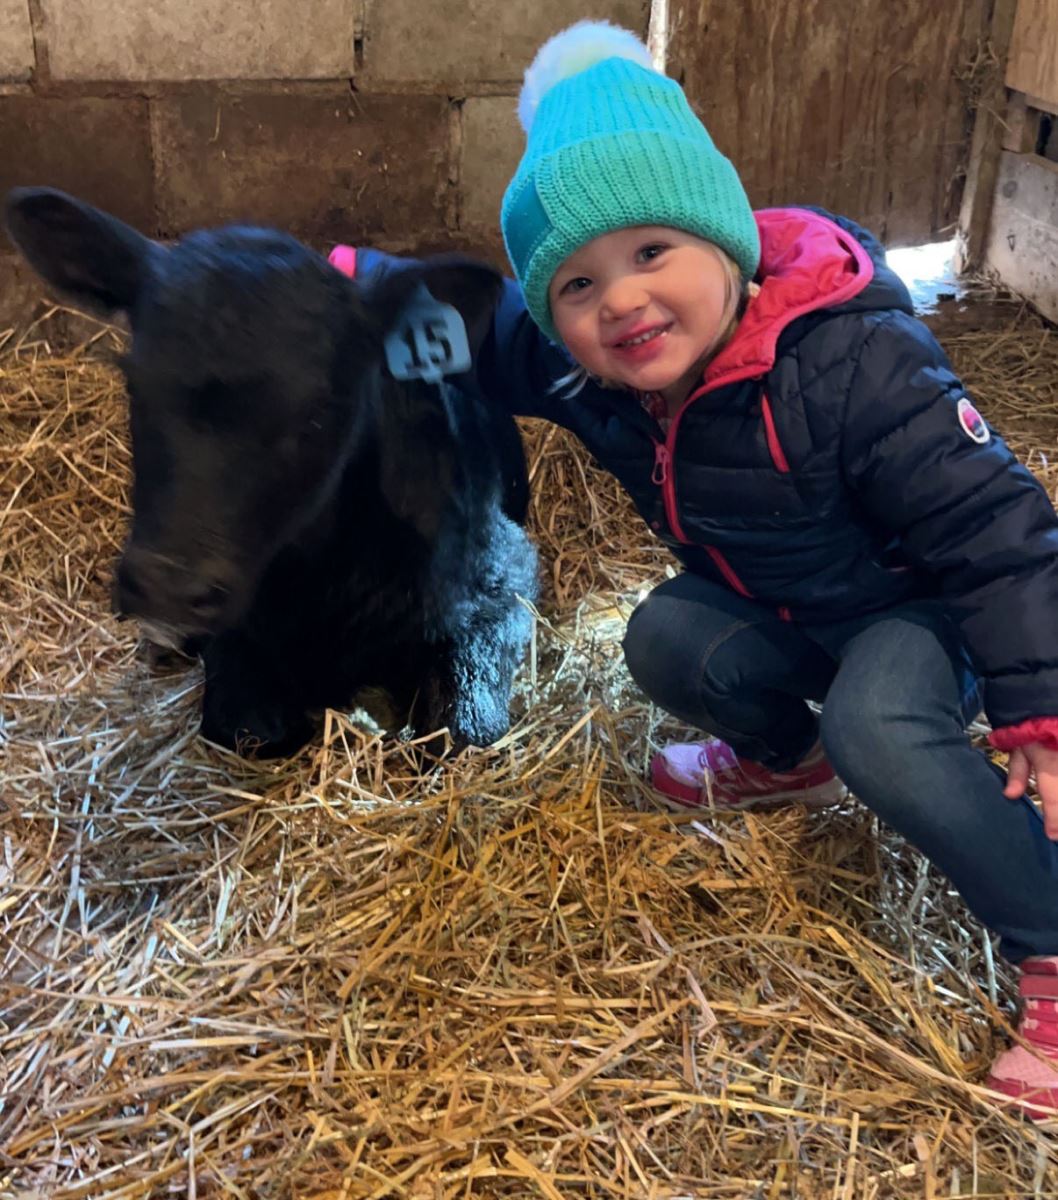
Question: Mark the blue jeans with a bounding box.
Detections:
[623,572,1058,963]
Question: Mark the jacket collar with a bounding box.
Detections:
[701,208,875,392]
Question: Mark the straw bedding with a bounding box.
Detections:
[2,291,1057,1198]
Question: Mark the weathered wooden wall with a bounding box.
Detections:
[1,0,987,324]
[984,150,1058,321]
[0,0,649,321]
[667,0,993,246]
[978,0,1058,322]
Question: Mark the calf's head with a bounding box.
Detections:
[6,188,502,642]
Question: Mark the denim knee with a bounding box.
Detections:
[623,588,823,763]
[818,672,968,819]
[623,592,693,706]
[818,697,893,795]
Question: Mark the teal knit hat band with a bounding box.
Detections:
[501,48,761,343]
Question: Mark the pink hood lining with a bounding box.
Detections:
[703,208,875,391]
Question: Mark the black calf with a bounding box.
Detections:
[6,187,538,757]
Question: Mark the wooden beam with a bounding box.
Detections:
[1000,91,1046,152]
[955,0,1020,272]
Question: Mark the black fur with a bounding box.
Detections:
[6,187,538,757]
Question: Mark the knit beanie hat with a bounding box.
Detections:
[501,20,760,342]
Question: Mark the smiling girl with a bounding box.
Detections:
[339,20,1058,1115]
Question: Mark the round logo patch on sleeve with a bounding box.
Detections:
[957,396,990,444]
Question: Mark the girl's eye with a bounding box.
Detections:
[638,243,667,262]
[559,276,592,296]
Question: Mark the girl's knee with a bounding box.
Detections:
[623,593,682,694]
[818,703,874,789]
[818,676,915,781]
[818,682,977,829]
[623,589,746,719]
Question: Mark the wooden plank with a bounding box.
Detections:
[666,0,992,246]
[983,149,1058,323]
[1017,90,1058,117]
[955,0,1021,271]
[1006,0,1058,108]
[1000,92,1042,153]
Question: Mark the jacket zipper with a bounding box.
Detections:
[760,390,791,473]
[651,443,680,534]
[652,435,754,599]
[652,379,793,620]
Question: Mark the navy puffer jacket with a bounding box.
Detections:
[353,207,1058,735]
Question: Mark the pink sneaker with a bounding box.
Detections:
[988,956,1058,1119]
[650,738,847,812]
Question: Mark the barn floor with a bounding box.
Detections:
[2,285,1058,1199]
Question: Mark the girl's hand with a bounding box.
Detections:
[1004,740,1058,840]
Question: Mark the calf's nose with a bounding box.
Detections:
[116,546,236,630]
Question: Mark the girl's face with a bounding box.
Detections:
[548,226,740,407]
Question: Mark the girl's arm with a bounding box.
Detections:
[838,307,1058,746]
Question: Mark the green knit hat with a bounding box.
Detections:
[501,21,760,343]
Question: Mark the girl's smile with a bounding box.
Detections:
[608,321,673,362]
[548,225,744,412]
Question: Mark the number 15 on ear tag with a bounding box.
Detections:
[384,284,471,384]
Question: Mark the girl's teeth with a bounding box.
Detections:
[622,329,662,347]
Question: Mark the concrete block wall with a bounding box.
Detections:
[0,0,649,318]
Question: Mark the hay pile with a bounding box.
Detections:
[2,297,1057,1199]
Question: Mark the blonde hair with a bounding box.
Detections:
[547,242,747,399]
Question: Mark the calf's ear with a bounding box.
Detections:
[5,187,161,317]
[416,257,503,356]
[364,256,503,358]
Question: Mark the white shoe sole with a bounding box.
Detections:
[653,777,849,814]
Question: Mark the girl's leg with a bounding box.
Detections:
[819,605,1058,1115]
[817,605,1058,963]
[624,572,837,766]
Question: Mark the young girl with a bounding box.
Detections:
[338,21,1058,1115]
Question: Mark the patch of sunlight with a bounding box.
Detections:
[886,239,958,312]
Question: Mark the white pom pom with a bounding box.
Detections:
[517,20,654,133]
